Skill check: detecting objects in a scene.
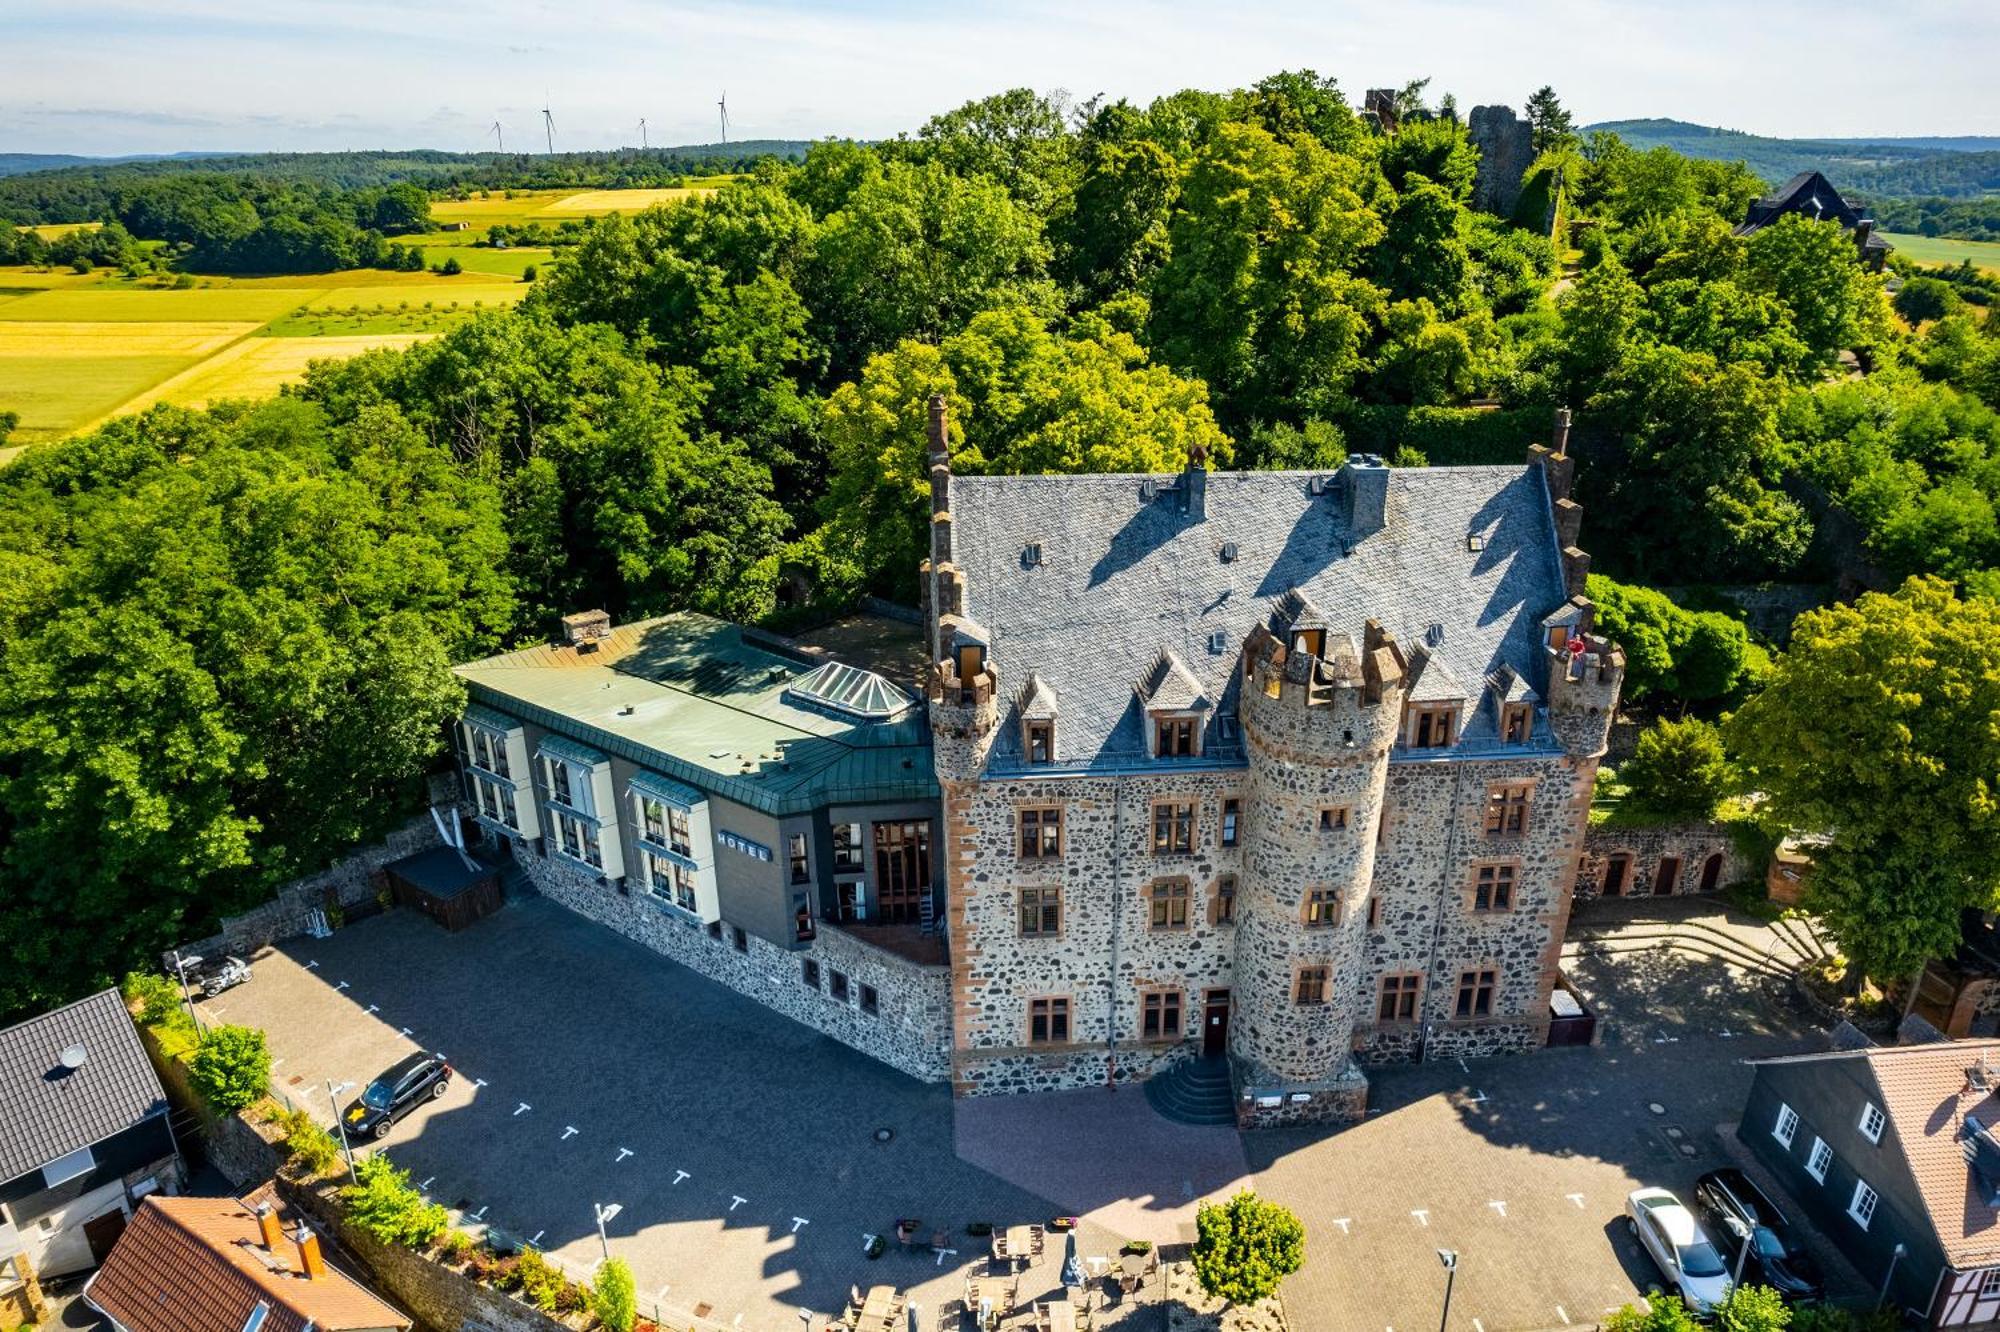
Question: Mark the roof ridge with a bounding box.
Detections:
[0,986,123,1039]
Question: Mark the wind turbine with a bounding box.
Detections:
[488,120,504,154]
[717,91,729,144]
[541,97,556,155]
[638,117,648,150]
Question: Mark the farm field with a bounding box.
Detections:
[0,183,713,455]
[1884,231,2000,274]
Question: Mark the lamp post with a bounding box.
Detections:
[325,1080,357,1182]
[170,951,206,1036]
[1437,1249,1459,1332]
[594,1202,622,1263]
[1877,1242,1907,1312]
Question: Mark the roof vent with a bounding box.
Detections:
[1425,623,1446,648]
[1022,541,1042,569]
[1139,478,1159,502]
[1208,630,1229,654]
[1219,541,1238,564]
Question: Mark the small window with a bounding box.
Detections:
[1773,1103,1799,1148]
[1980,1270,2000,1298]
[1318,806,1350,832]
[832,822,865,872]
[1149,879,1191,931]
[1484,784,1532,836]
[242,1302,271,1332]
[731,925,748,953]
[1547,624,1571,651]
[859,984,879,1016]
[1378,973,1421,1022]
[1220,798,1240,848]
[1807,1137,1832,1183]
[1455,967,1496,1018]
[1859,1102,1886,1143]
[1210,875,1237,927]
[1023,541,1042,568]
[40,1145,95,1188]
[1294,965,1330,1006]
[787,832,811,885]
[1501,702,1533,744]
[1303,886,1341,928]
[1019,807,1063,859]
[829,970,850,1003]
[1028,996,1070,1044]
[1407,704,1457,749]
[1848,1179,1877,1229]
[1141,990,1183,1041]
[1471,864,1517,913]
[801,959,820,989]
[1156,715,1197,757]
[1152,802,1195,855]
[707,920,724,941]
[1366,896,1382,928]
[1026,720,1054,765]
[1018,886,1062,937]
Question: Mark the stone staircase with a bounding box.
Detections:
[1564,908,1835,982]
[1143,1055,1236,1127]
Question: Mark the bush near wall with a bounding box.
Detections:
[1339,404,1548,466]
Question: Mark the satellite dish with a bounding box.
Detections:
[59,1043,88,1070]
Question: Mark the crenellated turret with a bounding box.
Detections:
[1547,636,1625,758]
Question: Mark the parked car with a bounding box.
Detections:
[342,1052,452,1140]
[1694,1168,1825,1302]
[1627,1186,1732,1314]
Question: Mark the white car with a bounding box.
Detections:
[1626,1187,1733,1314]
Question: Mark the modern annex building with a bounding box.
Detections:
[451,405,1623,1123]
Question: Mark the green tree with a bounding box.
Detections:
[1586,575,1766,702]
[1192,1191,1305,1305]
[1605,1297,1702,1332]
[1715,1284,1791,1332]
[909,88,1076,216]
[1378,117,1479,202]
[1620,718,1734,821]
[1743,214,1885,372]
[1895,276,1963,324]
[1524,86,1576,155]
[187,1025,271,1112]
[342,1154,449,1248]
[592,1257,638,1332]
[1727,577,2000,986]
[1055,101,1181,304]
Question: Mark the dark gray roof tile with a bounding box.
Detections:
[0,989,167,1184]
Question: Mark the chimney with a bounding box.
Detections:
[1341,453,1389,542]
[1181,442,1208,522]
[294,1223,325,1281]
[1551,406,1571,457]
[561,609,612,651]
[257,1204,284,1252]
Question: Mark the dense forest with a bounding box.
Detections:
[3,75,1999,1023]
[1594,118,2000,197]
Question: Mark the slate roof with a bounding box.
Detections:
[952,465,1568,772]
[85,1191,410,1332]
[1754,1040,2000,1266]
[0,989,167,1185]
[1734,169,1888,252]
[455,613,936,816]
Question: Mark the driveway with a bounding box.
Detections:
[202,891,1838,1332]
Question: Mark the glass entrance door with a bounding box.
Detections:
[872,820,932,924]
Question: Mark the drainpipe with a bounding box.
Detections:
[1418,761,1470,1064]
[1105,777,1126,1089]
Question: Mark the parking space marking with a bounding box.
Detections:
[364,1003,379,1015]
[398,1026,412,1038]
[561,1125,579,1140]
[1466,1089,1489,1106]
[1331,1217,1351,1234]
[934,1247,956,1266]
[530,1230,545,1245]
[474,1077,488,1089]
[616,1147,634,1163]
[305,960,319,970]
[419,1176,435,1190]
[861,1233,877,1253]
[673,1170,690,1186]
[1410,1209,1430,1227]
[513,1102,531,1116]
[335,980,350,991]
[470,1205,488,1221]
[1488,1200,1507,1217]
[729,1195,747,1211]
[271,1058,285,1069]
[1557,1306,1571,1324]
[1473,1319,1485,1332]
[1567,1192,1586,1208]
[790,1217,809,1233]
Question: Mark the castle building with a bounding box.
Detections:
[448,404,1621,1125]
[922,401,1622,1125]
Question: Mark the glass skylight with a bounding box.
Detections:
[784,660,913,721]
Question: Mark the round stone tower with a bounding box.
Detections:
[1231,612,1406,1125]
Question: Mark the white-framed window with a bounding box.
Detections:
[467,771,520,831]
[641,848,697,915]
[1774,1103,1800,1148]
[466,724,510,778]
[1980,1269,2000,1298]
[634,793,693,858]
[541,753,581,811]
[1848,1179,1878,1229]
[1807,1137,1833,1183]
[41,1145,94,1188]
[549,808,602,869]
[1860,1102,1886,1144]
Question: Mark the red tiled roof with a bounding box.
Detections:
[83,1193,410,1332]
[1864,1040,2000,1267]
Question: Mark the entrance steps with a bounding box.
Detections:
[1143,1055,1236,1127]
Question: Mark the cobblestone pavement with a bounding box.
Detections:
[204,896,1154,1332]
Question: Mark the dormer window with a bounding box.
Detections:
[1156,715,1198,757]
[1017,672,1059,765]
[1502,703,1533,744]
[1407,704,1457,749]
[1027,720,1054,764]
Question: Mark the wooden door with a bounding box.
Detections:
[1655,856,1681,896]
[83,1209,127,1265]
[1603,856,1629,896]
[1700,853,1724,893]
[1203,990,1231,1056]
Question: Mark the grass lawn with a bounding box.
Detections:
[421,244,548,277]
[15,221,101,240]
[113,334,429,415]
[1884,232,2000,275]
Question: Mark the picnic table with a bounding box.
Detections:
[1117,1252,1151,1292]
[998,1224,1039,1266]
[1039,1301,1077,1332]
[857,1285,900,1331]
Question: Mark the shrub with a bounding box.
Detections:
[187,1025,271,1112]
[1715,1284,1791,1332]
[1192,1191,1304,1305]
[266,1103,342,1177]
[342,1154,448,1248]
[437,1229,476,1263]
[521,264,538,282]
[122,971,195,1038]
[1605,1298,1702,1332]
[438,256,463,276]
[592,1258,637,1332]
[1587,575,1766,703]
[507,1247,568,1312]
[1621,716,1734,821]
[1895,276,1962,325]
[1121,1239,1153,1255]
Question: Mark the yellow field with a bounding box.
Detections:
[1883,232,2000,276]
[0,321,258,359]
[543,188,704,213]
[113,334,427,416]
[0,287,311,322]
[428,182,724,231]
[15,221,101,240]
[300,284,525,312]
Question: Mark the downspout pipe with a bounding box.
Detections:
[1106,776,1125,1088]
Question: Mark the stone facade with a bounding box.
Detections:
[508,841,953,1081]
[1469,104,1535,218]
[1577,822,1748,900]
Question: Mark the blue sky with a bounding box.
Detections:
[3,0,1995,156]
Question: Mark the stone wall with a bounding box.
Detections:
[1577,822,1748,899]
[1234,1066,1370,1130]
[172,811,444,964]
[1468,105,1534,218]
[509,843,953,1081]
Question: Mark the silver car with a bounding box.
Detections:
[1626,1187,1733,1314]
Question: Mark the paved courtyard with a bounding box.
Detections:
[203,891,1837,1332]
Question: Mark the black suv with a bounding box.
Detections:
[1693,1168,1825,1302]
[342,1052,453,1141]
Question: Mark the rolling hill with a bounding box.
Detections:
[1585,119,2000,197]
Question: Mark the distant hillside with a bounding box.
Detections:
[1584,119,2000,197]
[0,150,241,178]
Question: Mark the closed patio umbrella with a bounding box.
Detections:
[1060,1229,1085,1289]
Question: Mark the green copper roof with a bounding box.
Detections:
[454,613,938,817]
